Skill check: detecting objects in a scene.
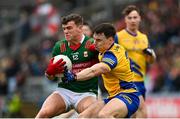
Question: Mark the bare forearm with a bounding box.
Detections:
[76,63,109,81]
[76,68,97,81]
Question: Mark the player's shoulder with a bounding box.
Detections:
[117,29,126,35]
[114,43,125,49]
[137,31,148,38]
[84,36,95,45]
[85,35,94,41]
[110,44,126,56]
[55,38,67,45]
[88,37,94,42]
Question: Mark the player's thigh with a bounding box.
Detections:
[76,95,97,113]
[40,91,66,115]
[99,98,128,118]
[131,95,147,118]
[139,95,147,111]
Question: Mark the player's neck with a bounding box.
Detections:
[69,34,84,46]
[126,28,138,36]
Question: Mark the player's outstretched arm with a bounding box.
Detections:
[64,62,110,82]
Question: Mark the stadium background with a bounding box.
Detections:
[0,0,179,118]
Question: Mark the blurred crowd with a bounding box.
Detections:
[0,0,179,117]
[139,0,180,93]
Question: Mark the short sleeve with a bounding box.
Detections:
[101,51,117,69]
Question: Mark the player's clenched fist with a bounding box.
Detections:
[45,58,66,76]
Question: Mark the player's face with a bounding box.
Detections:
[82,25,92,37]
[125,10,141,31]
[62,21,82,42]
[93,33,107,52]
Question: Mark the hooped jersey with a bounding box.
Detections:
[52,36,99,94]
[115,29,149,82]
[99,43,137,98]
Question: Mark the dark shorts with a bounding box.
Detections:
[103,92,140,118]
[134,82,146,99]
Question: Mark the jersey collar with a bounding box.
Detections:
[125,29,137,37]
[69,34,85,51]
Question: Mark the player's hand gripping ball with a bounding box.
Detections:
[46,55,72,79]
[53,55,72,78]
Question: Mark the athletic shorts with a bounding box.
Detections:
[56,88,96,111]
[104,92,140,118]
[134,82,146,99]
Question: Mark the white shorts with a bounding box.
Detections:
[55,87,96,111]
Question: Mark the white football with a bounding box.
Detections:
[53,54,72,78]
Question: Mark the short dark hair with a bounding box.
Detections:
[93,23,116,38]
[61,13,83,26]
[122,5,140,16]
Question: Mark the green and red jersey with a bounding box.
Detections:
[52,36,98,94]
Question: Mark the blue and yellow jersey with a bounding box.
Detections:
[115,29,149,82]
[99,43,137,98]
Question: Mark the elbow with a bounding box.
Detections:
[93,65,109,76]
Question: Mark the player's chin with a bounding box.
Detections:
[131,25,137,29]
[95,47,100,52]
[65,35,71,41]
